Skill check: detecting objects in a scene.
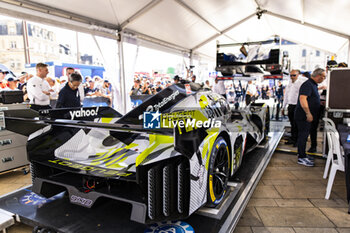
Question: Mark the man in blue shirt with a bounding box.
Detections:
[56,72,82,108]
[295,68,326,167]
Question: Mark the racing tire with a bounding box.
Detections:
[206,137,230,207]
[262,107,270,142]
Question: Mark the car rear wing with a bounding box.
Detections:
[3,108,173,137]
[4,107,208,159]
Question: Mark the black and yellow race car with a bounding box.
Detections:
[4,82,269,223]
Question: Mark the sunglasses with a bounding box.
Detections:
[290,74,297,77]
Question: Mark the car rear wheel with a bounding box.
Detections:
[263,107,270,141]
[206,137,230,207]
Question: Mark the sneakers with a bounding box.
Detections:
[298,157,314,167]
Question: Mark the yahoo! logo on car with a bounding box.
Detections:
[69,107,99,120]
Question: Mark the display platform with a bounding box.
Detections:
[0,129,283,233]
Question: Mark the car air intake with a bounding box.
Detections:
[163,165,170,216]
[177,163,184,213]
[142,156,190,222]
[147,168,156,220]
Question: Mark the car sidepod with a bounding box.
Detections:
[188,131,218,214]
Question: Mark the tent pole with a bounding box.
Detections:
[132,44,139,76]
[279,35,282,65]
[348,39,350,65]
[76,32,80,64]
[118,31,127,114]
[22,20,30,64]
[92,35,106,65]
[189,49,193,73]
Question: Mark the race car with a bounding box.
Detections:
[4,82,269,224]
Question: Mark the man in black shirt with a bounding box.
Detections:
[155,80,163,93]
[294,68,326,167]
[56,72,82,108]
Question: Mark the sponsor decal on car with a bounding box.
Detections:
[146,90,180,112]
[199,95,223,118]
[70,195,93,207]
[20,191,60,206]
[48,159,133,177]
[69,107,99,120]
[144,221,194,233]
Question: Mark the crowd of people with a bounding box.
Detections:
[130,61,348,169]
[128,71,304,109]
[2,61,343,169]
[0,63,112,110]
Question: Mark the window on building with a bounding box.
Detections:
[316,50,320,57]
[27,24,33,36]
[10,41,16,48]
[302,49,307,57]
[0,24,8,35]
[16,22,23,35]
[48,32,53,41]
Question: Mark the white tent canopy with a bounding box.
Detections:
[0,0,349,59]
[1,0,349,113]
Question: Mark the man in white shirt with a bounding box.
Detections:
[27,63,53,111]
[245,80,257,106]
[282,69,306,145]
[212,78,226,98]
[46,77,59,100]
